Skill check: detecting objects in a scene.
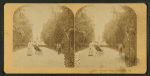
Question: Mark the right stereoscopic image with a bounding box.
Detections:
[74,4,137,68]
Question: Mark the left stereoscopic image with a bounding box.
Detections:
[13,4,74,67]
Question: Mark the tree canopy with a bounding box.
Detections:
[41,6,74,48]
[102,6,137,49]
[13,7,33,50]
[74,8,95,50]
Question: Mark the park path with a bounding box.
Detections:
[13,46,126,68]
[75,47,126,68]
[13,47,65,67]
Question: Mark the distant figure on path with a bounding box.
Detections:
[118,43,123,55]
[130,48,135,62]
[27,41,33,56]
[57,43,62,54]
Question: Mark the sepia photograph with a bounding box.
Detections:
[4,3,147,74]
[13,4,74,67]
[74,4,137,68]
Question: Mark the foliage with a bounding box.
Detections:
[13,7,33,50]
[41,6,74,49]
[102,6,137,49]
[75,9,95,50]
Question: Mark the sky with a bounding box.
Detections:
[22,4,63,43]
[82,4,125,44]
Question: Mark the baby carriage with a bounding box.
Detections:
[34,45,41,51]
[94,45,103,52]
[34,45,42,55]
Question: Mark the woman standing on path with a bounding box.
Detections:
[27,41,33,56]
[89,41,95,56]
